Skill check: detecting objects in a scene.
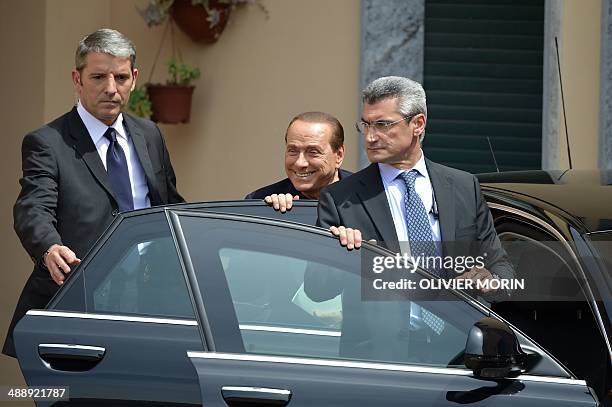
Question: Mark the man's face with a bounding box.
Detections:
[362,97,424,167]
[285,120,344,199]
[71,52,138,126]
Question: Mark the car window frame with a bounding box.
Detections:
[489,204,606,318]
[48,211,198,319]
[496,223,590,302]
[489,202,612,371]
[166,208,573,377]
[574,229,612,353]
[41,201,320,360]
[48,201,319,311]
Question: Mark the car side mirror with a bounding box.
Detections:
[464,317,526,379]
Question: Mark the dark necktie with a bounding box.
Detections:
[398,170,439,274]
[399,170,445,335]
[104,127,134,212]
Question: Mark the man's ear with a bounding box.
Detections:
[413,113,427,139]
[131,68,139,91]
[335,145,345,168]
[71,69,81,88]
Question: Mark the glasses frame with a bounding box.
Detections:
[355,115,414,135]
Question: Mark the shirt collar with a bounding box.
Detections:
[77,101,128,144]
[378,149,430,184]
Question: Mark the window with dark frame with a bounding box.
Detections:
[423,0,544,173]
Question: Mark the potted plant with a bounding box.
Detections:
[127,86,153,119]
[145,56,201,124]
[139,0,267,44]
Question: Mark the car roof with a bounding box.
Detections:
[477,169,612,233]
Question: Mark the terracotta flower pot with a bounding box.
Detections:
[171,0,232,44]
[146,84,195,124]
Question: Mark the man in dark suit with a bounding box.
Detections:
[305,76,513,360]
[3,28,184,357]
[316,76,512,281]
[245,112,352,211]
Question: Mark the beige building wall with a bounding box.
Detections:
[558,0,601,169]
[0,0,46,388]
[43,1,113,122]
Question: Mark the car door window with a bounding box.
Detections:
[219,247,342,329]
[584,230,612,296]
[54,213,195,319]
[494,220,609,398]
[176,213,487,368]
[33,213,203,405]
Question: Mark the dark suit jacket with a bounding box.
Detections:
[305,160,513,359]
[245,169,353,199]
[3,107,184,356]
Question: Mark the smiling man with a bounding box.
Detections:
[245,112,352,208]
[3,28,184,357]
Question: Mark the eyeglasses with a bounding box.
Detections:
[355,116,413,134]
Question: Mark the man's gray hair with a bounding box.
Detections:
[362,76,427,141]
[75,28,136,71]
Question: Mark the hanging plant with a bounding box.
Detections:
[146,56,201,124]
[138,0,268,43]
[167,55,201,85]
[129,20,203,124]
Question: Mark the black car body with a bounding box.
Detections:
[12,174,608,406]
[478,169,612,403]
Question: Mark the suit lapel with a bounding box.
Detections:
[356,164,400,253]
[426,159,455,242]
[68,108,118,204]
[123,115,163,204]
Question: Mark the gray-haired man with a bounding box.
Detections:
[312,76,513,295]
[305,76,513,359]
[3,28,184,357]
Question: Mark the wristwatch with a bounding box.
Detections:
[40,248,52,271]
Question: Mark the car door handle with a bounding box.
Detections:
[221,386,291,406]
[38,344,106,371]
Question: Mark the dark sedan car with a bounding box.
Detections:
[477,169,612,404]
[12,171,608,405]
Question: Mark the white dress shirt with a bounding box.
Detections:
[77,102,151,210]
[378,150,441,255]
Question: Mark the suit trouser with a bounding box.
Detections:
[3,267,57,358]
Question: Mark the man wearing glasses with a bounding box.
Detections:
[315,76,513,292]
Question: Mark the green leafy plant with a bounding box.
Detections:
[167,56,201,85]
[127,86,153,119]
[128,57,201,119]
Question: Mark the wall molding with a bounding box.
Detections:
[542,0,563,170]
[359,0,425,168]
[600,0,612,170]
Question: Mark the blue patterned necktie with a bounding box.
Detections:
[104,127,134,212]
[398,170,439,275]
[399,169,445,335]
